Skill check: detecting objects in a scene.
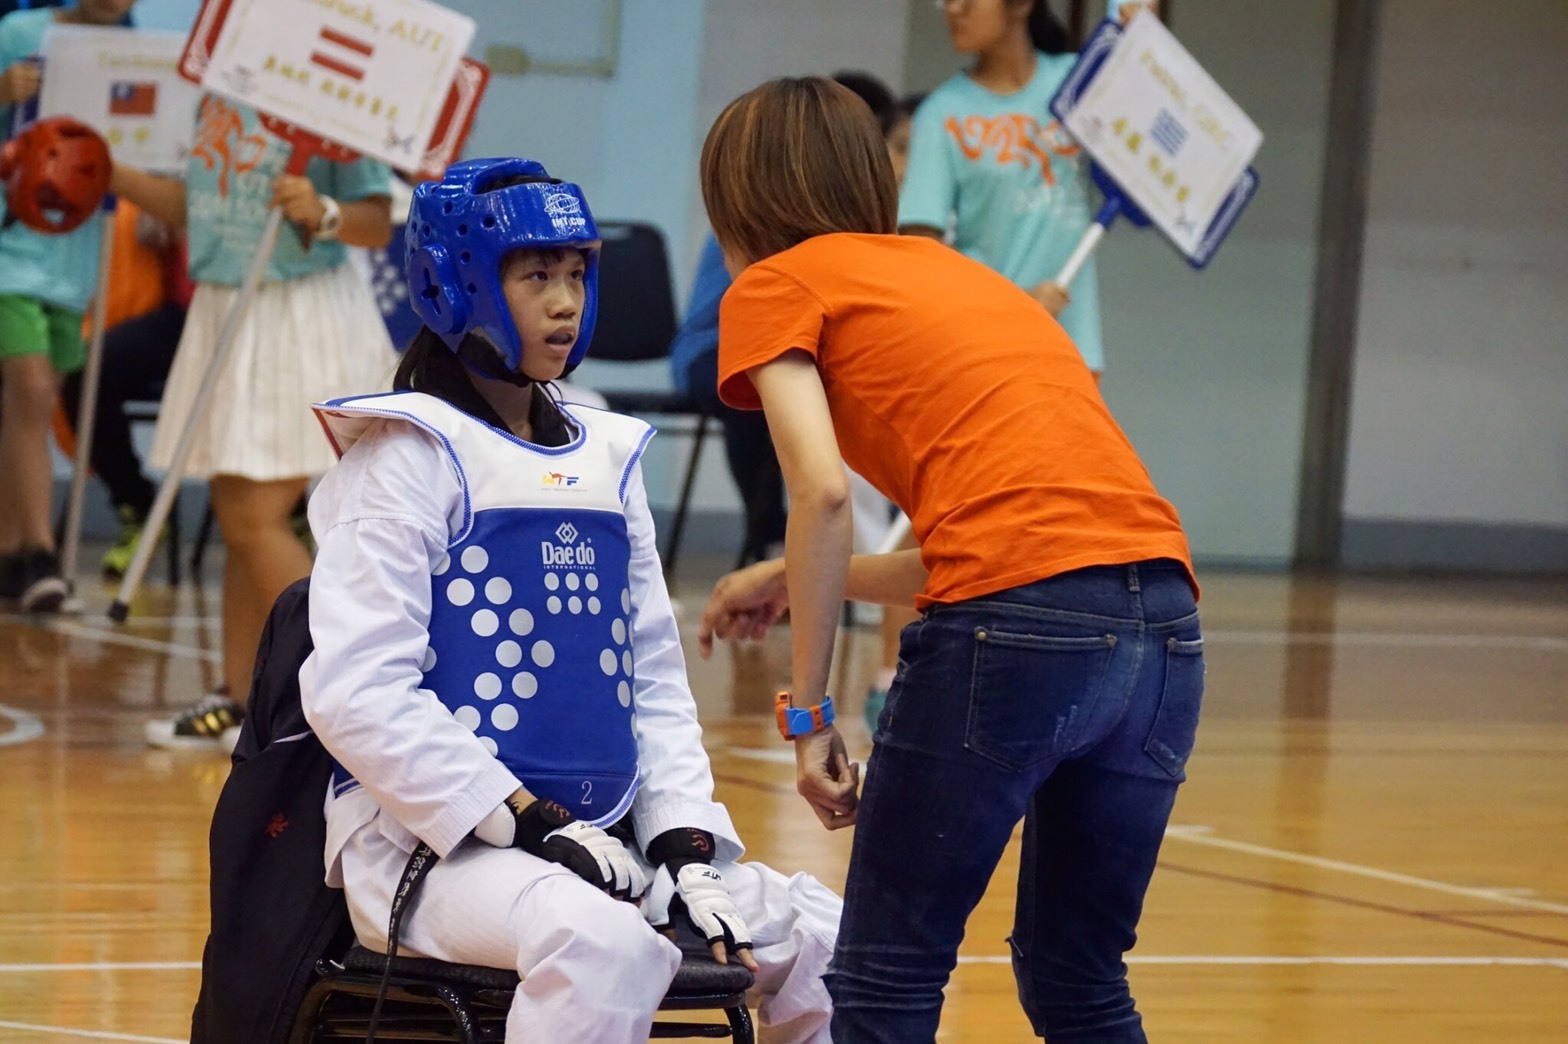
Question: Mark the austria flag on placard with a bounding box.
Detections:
[109,81,158,117]
[311,26,375,82]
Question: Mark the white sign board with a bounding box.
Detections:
[37,26,202,175]
[184,0,475,170]
[1054,12,1261,262]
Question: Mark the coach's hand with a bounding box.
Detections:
[698,558,789,657]
[508,796,647,901]
[796,725,858,830]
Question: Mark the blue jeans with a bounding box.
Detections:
[824,559,1204,1042]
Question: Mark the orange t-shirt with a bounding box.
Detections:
[717,233,1195,608]
[82,201,168,338]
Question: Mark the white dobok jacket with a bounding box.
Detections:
[299,391,743,887]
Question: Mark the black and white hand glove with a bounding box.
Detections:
[646,827,753,965]
[481,796,647,901]
[671,863,752,956]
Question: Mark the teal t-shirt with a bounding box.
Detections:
[898,52,1104,372]
[184,93,391,285]
[0,8,106,313]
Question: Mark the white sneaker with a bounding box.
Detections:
[145,693,245,752]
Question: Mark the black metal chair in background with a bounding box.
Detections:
[588,221,717,578]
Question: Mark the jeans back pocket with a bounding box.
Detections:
[1144,636,1205,779]
[965,626,1118,771]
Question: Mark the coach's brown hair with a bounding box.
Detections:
[700,76,898,266]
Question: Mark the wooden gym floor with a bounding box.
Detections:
[1,548,1565,1041]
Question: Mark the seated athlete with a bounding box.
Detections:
[299,158,840,1042]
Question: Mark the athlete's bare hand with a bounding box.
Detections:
[697,558,789,658]
[795,726,858,830]
[0,60,41,106]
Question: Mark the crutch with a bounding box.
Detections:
[58,196,117,587]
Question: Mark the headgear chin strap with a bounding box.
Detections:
[405,158,601,373]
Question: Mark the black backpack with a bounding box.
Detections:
[191,576,355,1043]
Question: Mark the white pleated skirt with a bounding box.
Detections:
[150,262,398,481]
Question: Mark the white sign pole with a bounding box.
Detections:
[1054,221,1107,289]
[59,207,118,587]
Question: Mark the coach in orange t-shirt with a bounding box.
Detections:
[696,77,1205,1044]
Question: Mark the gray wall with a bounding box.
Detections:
[1341,0,1568,570]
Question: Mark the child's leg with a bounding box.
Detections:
[711,860,840,1044]
[339,824,682,1041]
[209,473,314,699]
[0,352,61,553]
[0,293,74,556]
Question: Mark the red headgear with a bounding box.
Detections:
[0,117,112,235]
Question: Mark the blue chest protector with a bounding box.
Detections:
[314,391,656,826]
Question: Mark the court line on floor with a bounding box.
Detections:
[1,955,1561,974]
[0,1020,182,1043]
[1204,628,1568,651]
[720,745,800,766]
[954,954,1568,967]
[1165,825,1568,915]
[0,704,45,748]
[0,962,199,973]
[8,618,220,664]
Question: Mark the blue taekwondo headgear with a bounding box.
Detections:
[405,157,601,373]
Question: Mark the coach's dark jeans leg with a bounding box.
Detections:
[60,304,185,515]
[1009,766,1176,1042]
[825,615,1041,1043]
[1009,568,1203,1042]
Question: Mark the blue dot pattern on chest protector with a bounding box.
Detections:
[424,506,640,823]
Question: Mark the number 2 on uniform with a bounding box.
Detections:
[582,780,593,804]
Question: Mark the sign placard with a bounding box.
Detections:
[180,0,482,177]
[1053,11,1261,267]
[37,26,202,175]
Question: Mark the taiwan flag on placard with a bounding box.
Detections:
[109,81,158,117]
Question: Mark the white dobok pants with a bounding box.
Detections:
[337,819,839,1043]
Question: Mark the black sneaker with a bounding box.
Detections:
[17,548,68,614]
[145,692,245,752]
[0,552,21,602]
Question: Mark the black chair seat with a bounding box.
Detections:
[292,938,755,1042]
[339,941,755,997]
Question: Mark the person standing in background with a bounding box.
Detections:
[899,0,1160,380]
[112,92,395,749]
[0,0,138,612]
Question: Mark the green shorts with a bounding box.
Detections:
[0,294,86,373]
